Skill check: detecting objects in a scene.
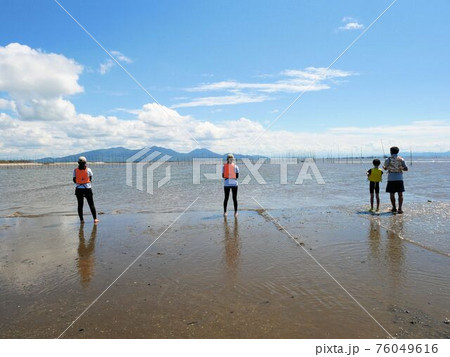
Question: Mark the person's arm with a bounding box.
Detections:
[366,169,371,177]
[402,159,408,172]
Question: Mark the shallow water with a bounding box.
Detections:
[0,161,449,338]
[1,212,448,338]
[1,161,448,254]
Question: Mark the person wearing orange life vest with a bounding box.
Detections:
[222,153,239,217]
[366,159,383,213]
[384,146,408,214]
[73,156,99,223]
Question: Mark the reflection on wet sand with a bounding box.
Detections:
[223,217,240,285]
[386,216,405,288]
[368,215,405,290]
[77,224,97,287]
[368,218,381,259]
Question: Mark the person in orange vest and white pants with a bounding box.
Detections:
[222,153,239,217]
[73,156,99,223]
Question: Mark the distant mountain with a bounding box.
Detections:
[36,147,140,163]
[187,148,222,158]
[35,146,266,163]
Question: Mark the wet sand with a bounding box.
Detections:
[0,209,449,339]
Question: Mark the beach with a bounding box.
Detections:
[0,162,449,338]
[1,206,449,338]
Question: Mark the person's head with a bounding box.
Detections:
[226,153,235,163]
[372,159,381,167]
[390,146,400,155]
[78,156,87,168]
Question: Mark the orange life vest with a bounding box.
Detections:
[75,167,91,185]
[223,163,236,179]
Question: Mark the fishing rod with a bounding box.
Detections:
[380,139,387,158]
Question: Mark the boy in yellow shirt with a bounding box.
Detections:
[366,159,383,212]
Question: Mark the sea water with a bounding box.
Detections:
[1,160,449,254]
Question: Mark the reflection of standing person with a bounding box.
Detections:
[73,156,99,223]
[222,154,239,217]
[384,147,408,214]
[78,224,97,286]
[386,215,405,286]
[368,218,381,259]
[223,217,240,280]
[366,159,383,212]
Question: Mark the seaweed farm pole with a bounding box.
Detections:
[410,147,413,166]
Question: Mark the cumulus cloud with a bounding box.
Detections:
[0,43,83,99]
[2,96,450,158]
[98,50,132,74]
[0,98,16,111]
[338,17,364,31]
[175,67,355,108]
[0,43,83,122]
[15,97,76,122]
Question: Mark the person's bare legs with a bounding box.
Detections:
[398,192,404,213]
[390,192,396,212]
[370,193,374,210]
[375,193,380,211]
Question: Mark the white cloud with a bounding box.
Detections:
[0,43,83,99]
[99,59,115,75]
[99,50,132,75]
[0,113,18,130]
[15,97,76,121]
[338,17,364,31]
[339,22,364,30]
[172,94,269,108]
[0,43,83,122]
[0,98,16,111]
[176,67,355,108]
[188,68,353,93]
[2,96,450,157]
[110,50,132,63]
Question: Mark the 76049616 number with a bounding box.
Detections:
[376,344,438,354]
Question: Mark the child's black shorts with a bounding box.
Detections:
[369,181,380,194]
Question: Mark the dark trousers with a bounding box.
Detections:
[75,188,97,221]
[224,186,238,212]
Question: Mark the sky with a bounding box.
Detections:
[1,0,450,159]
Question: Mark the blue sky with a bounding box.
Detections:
[1,0,450,158]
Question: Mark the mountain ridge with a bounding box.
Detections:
[35,146,265,163]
